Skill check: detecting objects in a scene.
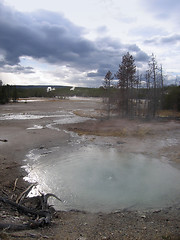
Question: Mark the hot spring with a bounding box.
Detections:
[24,145,180,213]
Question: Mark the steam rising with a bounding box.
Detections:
[24,146,180,212]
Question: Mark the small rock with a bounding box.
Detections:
[153,210,161,213]
[76,237,87,240]
[0,139,8,142]
[117,141,125,144]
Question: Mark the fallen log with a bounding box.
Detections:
[0,196,51,218]
[0,217,51,231]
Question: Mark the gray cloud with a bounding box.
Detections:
[0,2,149,84]
[0,2,94,67]
[141,0,180,19]
[127,44,141,52]
[87,63,115,78]
[130,26,166,39]
[144,38,157,45]
[161,34,180,44]
[144,34,180,45]
[96,26,108,34]
[0,65,35,74]
[134,51,149,62]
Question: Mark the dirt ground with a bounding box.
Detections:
[0,98,180,240]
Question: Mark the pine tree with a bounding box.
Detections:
[116,52,136,116]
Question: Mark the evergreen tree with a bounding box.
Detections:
[0,86,9,104]
[116,52,136,116]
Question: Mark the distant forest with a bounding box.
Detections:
[0,53,180,118]
[0,82,179,114]
[0,84,107,103]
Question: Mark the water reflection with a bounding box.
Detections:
[24,146,180,212]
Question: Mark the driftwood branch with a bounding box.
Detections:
[0,190,62,231]
[13,178,18,192]
[16,183,36,204]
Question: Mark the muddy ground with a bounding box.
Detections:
[0,98,180,240]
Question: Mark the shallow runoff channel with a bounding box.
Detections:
[24,140,180,213]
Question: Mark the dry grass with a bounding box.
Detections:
[69,128,127,137]
[0,232,12,240]
[69,127,152,138]
[158,110,180,118]
[74,109,180,120]
[73,110,105,119]
[132,127,152,137]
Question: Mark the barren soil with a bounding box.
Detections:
[0,98,180,240]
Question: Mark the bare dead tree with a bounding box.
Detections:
[145,54,164,118]
[103,70,114,118]
[135,71,142,117]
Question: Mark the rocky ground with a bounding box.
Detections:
[0,98,180,240]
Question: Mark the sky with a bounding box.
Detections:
[0,0,180,87]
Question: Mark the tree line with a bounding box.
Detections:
[0,84,106,103]
[103,52,180,118]
[0,53,179,117]
[0,84,18,104]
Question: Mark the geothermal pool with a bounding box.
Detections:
[24,145,180,213]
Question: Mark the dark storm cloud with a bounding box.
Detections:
[127,44,141,52]
[0,2,149,78]
[87,63,115,78]
[134,51,149,62]
[0,2,94,67]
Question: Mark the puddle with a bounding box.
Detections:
[0,113,62,120]
[17,99,47,103]
[24,145,180,213]
[45,114,91,131]
[27,125,44,130]
[0,112,91,127]
[69,96,101,102]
